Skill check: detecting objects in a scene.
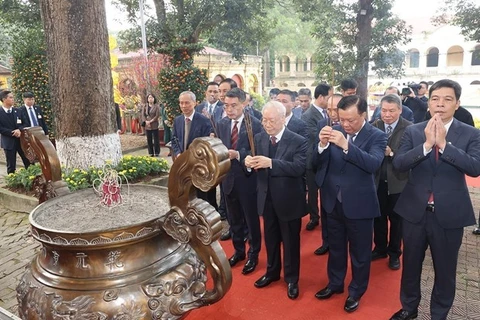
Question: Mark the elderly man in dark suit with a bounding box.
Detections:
[313,95,387,313]
[171,91,215,206]
[217,88,263,275]
[301,84,331,231]
[390,79,480,320]
[19,92,49,135]
[371,94,412,270]
[245,101,307,300]
[369,87,414,124]
[0,90,31,174]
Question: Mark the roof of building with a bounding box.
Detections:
[114,46,232,60]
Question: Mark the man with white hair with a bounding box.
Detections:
[245,101,308,300]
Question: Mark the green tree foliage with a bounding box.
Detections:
[157,49,208,123]
[10,28,53,136]
[293,0,411,98]
[0,0,41,28]
[115,0,276,61]
[434,0,480,41]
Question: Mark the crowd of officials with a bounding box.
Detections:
[169,78,480,320]
[1,77,480,319]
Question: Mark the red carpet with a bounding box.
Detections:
[192,217,401,320]
[191,176,480,319]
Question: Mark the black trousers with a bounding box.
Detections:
[326,200,374,300]
[4,144,30,174]
[225,184,261,260]
[306,168,320,221]
[263,197,301,284]
[400,211,463,319]
[146,129,160,156]
[373,180,402,258]
[197,188,218,210]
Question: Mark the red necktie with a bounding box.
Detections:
[231,121,238,149]
[428,145,439,203]
[270,136,277,146]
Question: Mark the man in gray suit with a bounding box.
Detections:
[301,84,331,231]
[371,94,412,270]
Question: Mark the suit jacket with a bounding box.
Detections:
[292,106,305,119]
[393,119,480,228]
[302,105,325,170]
[403,97,427,123]
[313,122,387,219]
[171,112,213,156]
[370,104,414,123]
[0,107,25,150]
[255,129,308,221]
[141,104,160,130]
[424,106,475,127]
[195,101,224,124]
[286,115,308,140]
[245,106,262,121]
[372,117,412,194]
[217,116,263,195]
[19,105,49,135]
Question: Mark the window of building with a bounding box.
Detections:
[427,47,439,67]
[303,58,308,71]
[409,49,420,68]
[472,45,480,66]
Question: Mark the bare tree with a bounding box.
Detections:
[39,0,121,169]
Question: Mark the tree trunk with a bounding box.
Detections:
[39,0,121,169]
[354,0,374,100]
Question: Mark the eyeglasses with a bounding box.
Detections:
[261,117,280,125]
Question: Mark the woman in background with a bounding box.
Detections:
[142,93,160,156]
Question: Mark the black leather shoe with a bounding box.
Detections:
[371,250,388,261]
[315,286,344,300]
[473,228,480,235]
[306,219,319,231]
[220,231,231,241]
[287,282,299,299]
[242,259,257,275]
[344,296,360,313]
[389,257,401,270]
[314,245,329,255]
[254,275,280,288]
[390,309,418,320]
[228,254,245,267]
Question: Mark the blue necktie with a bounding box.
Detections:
[29,108,39,126]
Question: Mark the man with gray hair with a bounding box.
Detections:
[245,101,307,300]
[171,91,215,206]
[371,94,412,271]
[370,87,414,123]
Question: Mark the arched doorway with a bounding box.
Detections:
[232,74,244,89]
[248,74,259,93]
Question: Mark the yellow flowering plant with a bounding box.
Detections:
[5,156,170,193]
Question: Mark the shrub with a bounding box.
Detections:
[158,47,208,124]
[10,28,53,137]
[5,165,42,191]
[5,156,169,193]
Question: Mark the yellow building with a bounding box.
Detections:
[0,65,11,89]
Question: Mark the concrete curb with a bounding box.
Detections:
[0,186,38,214]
